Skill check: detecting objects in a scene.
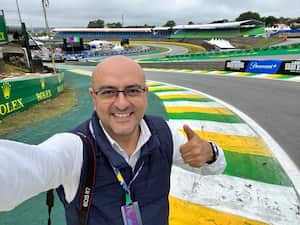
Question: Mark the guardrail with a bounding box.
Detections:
[140,59,300,75]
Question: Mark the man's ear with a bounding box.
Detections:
[89,88,97,105]
[88,87,93,96]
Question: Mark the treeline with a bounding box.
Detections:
[235,11,300,27]
[87,11,300,28]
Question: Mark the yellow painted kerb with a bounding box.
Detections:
[159,93,208,99]
[169,196,269,225]
[70,69,92,76]
[165,106,233,115]
[179,130,272,157]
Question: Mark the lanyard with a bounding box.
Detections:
[111,161,144,205]
[89,120,145,205]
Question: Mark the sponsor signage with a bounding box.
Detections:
[280,60,300,75]
[245,60,282,74]
[0,73,64,119]
[225,60,248,72]
[0,14,8,44]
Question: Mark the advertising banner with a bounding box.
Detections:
[245,60,282,74]
[280,60,300,75]
[225,60,248,72]
[0,73,64,119]
[0,14,8,44]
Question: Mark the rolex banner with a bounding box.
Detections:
[0,13,8,44]
[0,73,64,119]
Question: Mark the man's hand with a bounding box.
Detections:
[179,124,214,167]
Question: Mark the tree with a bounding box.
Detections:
[163,20,176,27]
[87,19,104,28]
[124,25,154,28]
[236,11,262,21]
[143,24,155,28]
[188,21,194,25]
[263,16,278,26]
[107,22,122,28]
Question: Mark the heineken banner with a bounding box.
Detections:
[0,13,8,44]
[0,73,64,119]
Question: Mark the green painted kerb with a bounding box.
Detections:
[146,92,168,120]
[0,73,64,119]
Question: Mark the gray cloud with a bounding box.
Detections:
[2,0,300,28]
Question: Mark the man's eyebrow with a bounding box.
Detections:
[96,84,144,89]
[95,85,117,90]
[126,84,145,88]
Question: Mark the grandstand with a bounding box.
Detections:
[170,20,265,39]
[52,20,264,41]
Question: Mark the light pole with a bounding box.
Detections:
[15,0,22,24]
[42,0,50,35]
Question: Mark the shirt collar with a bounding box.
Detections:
[99,119,151,154]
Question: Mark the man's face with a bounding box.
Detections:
[90,57,148,140]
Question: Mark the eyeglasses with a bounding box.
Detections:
[93,85,147,100]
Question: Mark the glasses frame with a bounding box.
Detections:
[93,85,147,100]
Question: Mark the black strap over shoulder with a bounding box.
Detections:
[46,132,97,225]
[77,131,97,225]
[46,189,54,225]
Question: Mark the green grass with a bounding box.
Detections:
[0,89,77,136]
[3,64,29,74]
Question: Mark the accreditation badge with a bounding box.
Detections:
[121,201,143,225]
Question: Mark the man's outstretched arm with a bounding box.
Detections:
[0,133,83,211]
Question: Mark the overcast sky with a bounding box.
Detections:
[2,0,300,28]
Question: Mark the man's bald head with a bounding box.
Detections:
[91,55,145,88]
[88,55,148,142]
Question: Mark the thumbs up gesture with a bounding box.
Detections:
[179,124,214,167]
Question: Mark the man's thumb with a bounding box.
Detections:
[183,124,196,140]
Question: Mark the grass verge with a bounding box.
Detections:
[0,89,77,136]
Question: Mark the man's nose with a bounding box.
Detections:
[113,92,130,108]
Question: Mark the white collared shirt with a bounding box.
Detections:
[0,119,226,211]
[98,119,151,169]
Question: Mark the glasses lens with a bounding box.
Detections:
[124,86,145,97]
[95,89,118,98]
